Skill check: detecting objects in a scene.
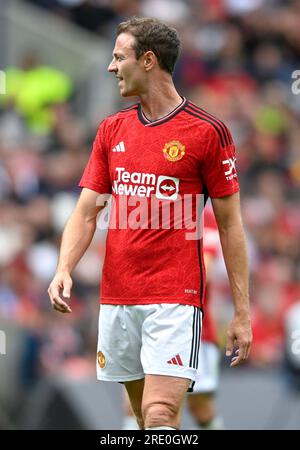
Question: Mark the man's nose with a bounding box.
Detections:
[107,60,117,72]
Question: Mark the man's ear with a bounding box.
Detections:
[143,51,156,71]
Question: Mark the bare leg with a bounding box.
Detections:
[124,378,145,429]
[142,375,191,429]
[188,393,223,429]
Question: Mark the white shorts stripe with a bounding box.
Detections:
[189,307,202,369]
[195,308,202,369]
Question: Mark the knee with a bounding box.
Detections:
[187,395,215,426]
[143,401,178,428]
[194,409,215,426]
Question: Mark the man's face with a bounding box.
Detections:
[108,33,145,97]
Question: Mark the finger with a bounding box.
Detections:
[245,342,252,360]
[239,342,249,360]
[53,305,71,314]
[53,303,65,313]
[48,285,62,303]
[56,301,72,313]
[51,295,72,313]
[226,334,234,357]
[62,280,72,299]
[231,343,250,366]
[53,294,72,311]
[230,354,243,367]
[49,285,72,312]
[230,357,239,367]
[53,303,71,314]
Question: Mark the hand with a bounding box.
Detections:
[225,314,252,367]
[48,272,73,313]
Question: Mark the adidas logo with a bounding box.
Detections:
[167,354,183,366]
[112,141,125,152]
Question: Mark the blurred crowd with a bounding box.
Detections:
[0,0,300,395]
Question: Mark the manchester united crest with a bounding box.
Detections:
[163,140,185,162]
[97,351,106,369]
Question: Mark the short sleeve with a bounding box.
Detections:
[79,121,111,194]
[201,124,239,198]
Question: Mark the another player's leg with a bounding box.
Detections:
[187,342,224,429]
[122,388,140,430]
[142,374,191,429]
[187,392,223,429]
[124,379,145,429]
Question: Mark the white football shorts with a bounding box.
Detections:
[96,303,202,385]
[189,341,220,394]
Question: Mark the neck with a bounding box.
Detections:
[139,75,182,121]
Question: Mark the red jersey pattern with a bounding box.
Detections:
[202,206,222,344]
[79,98,239,308]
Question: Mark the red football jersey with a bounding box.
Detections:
[79,98,239,308]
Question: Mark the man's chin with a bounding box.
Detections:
[119,87,137,97]
[120,90,131,97]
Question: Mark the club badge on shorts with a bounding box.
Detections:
[97,351,106,369]
[163,140,185,162]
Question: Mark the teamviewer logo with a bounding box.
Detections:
[0,71,6,95]
[156,175,179,200]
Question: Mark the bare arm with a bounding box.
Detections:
[211,192,252,366]
[48,188,108,313]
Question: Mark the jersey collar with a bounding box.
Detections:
[137,97,187,127]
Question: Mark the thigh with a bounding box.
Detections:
[187,392,215,410]
[97,305,144,382]
[142,374,191,415]
[187,392,216,425]
[124,378,145,419]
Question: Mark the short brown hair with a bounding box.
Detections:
[117,17,181,75]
